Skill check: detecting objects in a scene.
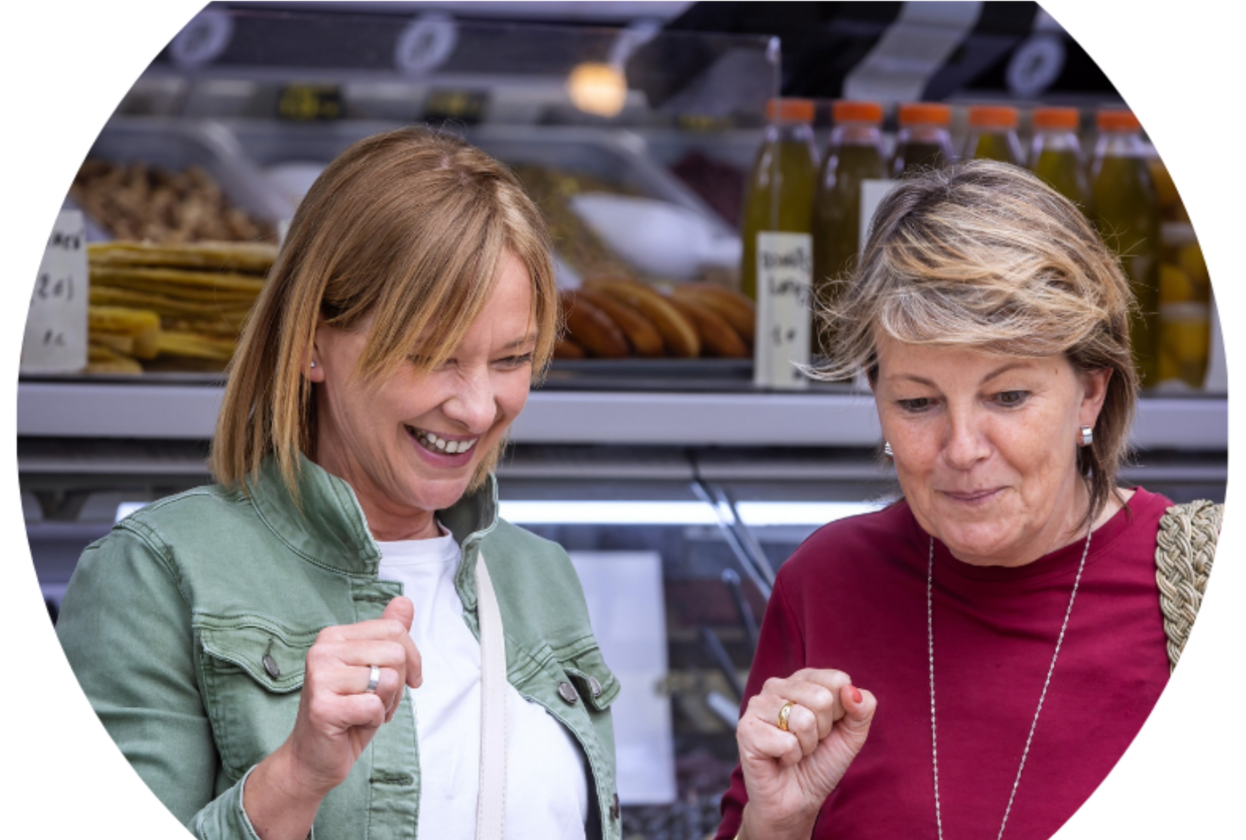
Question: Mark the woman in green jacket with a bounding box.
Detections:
[56,127,620,840]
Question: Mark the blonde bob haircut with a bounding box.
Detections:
[212,126,558,498]
[814,159,1139,525]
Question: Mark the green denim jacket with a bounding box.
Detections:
[55,456,621,840]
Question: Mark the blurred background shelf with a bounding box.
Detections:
[17,379,1228,450]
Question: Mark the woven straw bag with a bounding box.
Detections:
[1155,500,1223,673]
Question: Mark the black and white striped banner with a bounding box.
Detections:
[663,1,1116,103]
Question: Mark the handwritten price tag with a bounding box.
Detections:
[753,231,813,390]
[23,210,88,374]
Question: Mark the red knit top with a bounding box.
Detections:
[717,488,1173,840]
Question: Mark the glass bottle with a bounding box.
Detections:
[1091,108,1162,387]
[964,105,1024,165]
[811,100,886,357]
[1158,223,1212,389]
[740,98,818,301]
[892,102,953,178]
[1030,106,1090,207]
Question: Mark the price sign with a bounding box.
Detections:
[753,231,813,390]
[23,210,87,374]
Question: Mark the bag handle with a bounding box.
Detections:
[475,549,507,840]
[1155,500,1223,673]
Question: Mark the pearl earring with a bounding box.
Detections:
[1079,425,1093,446]
[884,441,894,457]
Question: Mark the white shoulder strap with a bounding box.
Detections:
[475,549,507,840]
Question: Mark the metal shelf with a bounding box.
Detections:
[16,380,1228,451]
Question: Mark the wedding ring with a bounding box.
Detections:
[777,700,794,732]
[365,664,380,694]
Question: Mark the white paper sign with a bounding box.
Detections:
[23,210,88,374]
[753,231,813,389]
[859,179,899,255]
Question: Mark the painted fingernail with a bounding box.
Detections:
[850,685,863,704]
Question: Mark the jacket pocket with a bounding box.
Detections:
[559,642,621,712]
[195,616,319,779]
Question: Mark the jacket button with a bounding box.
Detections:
[588,675,603,698]
[557,681,578,704]
[262,654,280,679]
[610,792,620,820]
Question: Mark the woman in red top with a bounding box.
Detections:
[720,160,1174,840]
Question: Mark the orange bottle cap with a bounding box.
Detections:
[832,100,883,124]
[968,105,1018,129]
[767,98,815,123]
[1096,109,1141,132]
[1032,107,1080,131]
[898,102,951,126]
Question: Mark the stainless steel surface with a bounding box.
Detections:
[17,380,1229,451]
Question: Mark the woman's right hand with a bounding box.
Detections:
[735,669,877,840]
[244,596,423,840]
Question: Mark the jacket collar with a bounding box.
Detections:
[248,454,499,581]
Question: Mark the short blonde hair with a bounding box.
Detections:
[814,159,1138,523]
[212,127,558,497]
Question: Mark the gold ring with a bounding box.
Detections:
[777,701,794,732]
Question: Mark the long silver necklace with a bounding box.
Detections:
[927,529,1092,840]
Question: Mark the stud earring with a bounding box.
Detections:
[1079,425,1093,447]
[310,361,317,369]
[884,441,894,457]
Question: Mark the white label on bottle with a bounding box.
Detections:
[23,210,88,374]
[754,231,812,390]
[859,179,899,255]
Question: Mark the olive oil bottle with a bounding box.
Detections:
[1030,106,1090,207]
[811,100,886,358]
[741,98,818,301]
[892,102,953,177]
[965,105,1024,165]
[742,98,818,388]
[1091,108,1161,386]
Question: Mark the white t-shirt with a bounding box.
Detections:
[377,528,589,840]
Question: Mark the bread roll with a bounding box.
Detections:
[666,297,749,358]
[672,282,756,344]
[560,291,629,358]
[585,279,700,358]
[574,288,665,357]
[554,337,587,359]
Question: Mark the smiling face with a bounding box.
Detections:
[873,335,1111,567]
[309,251,536,541]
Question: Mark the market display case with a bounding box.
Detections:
[21,6,1228,840]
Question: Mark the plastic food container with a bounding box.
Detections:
[80,117,288,231]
